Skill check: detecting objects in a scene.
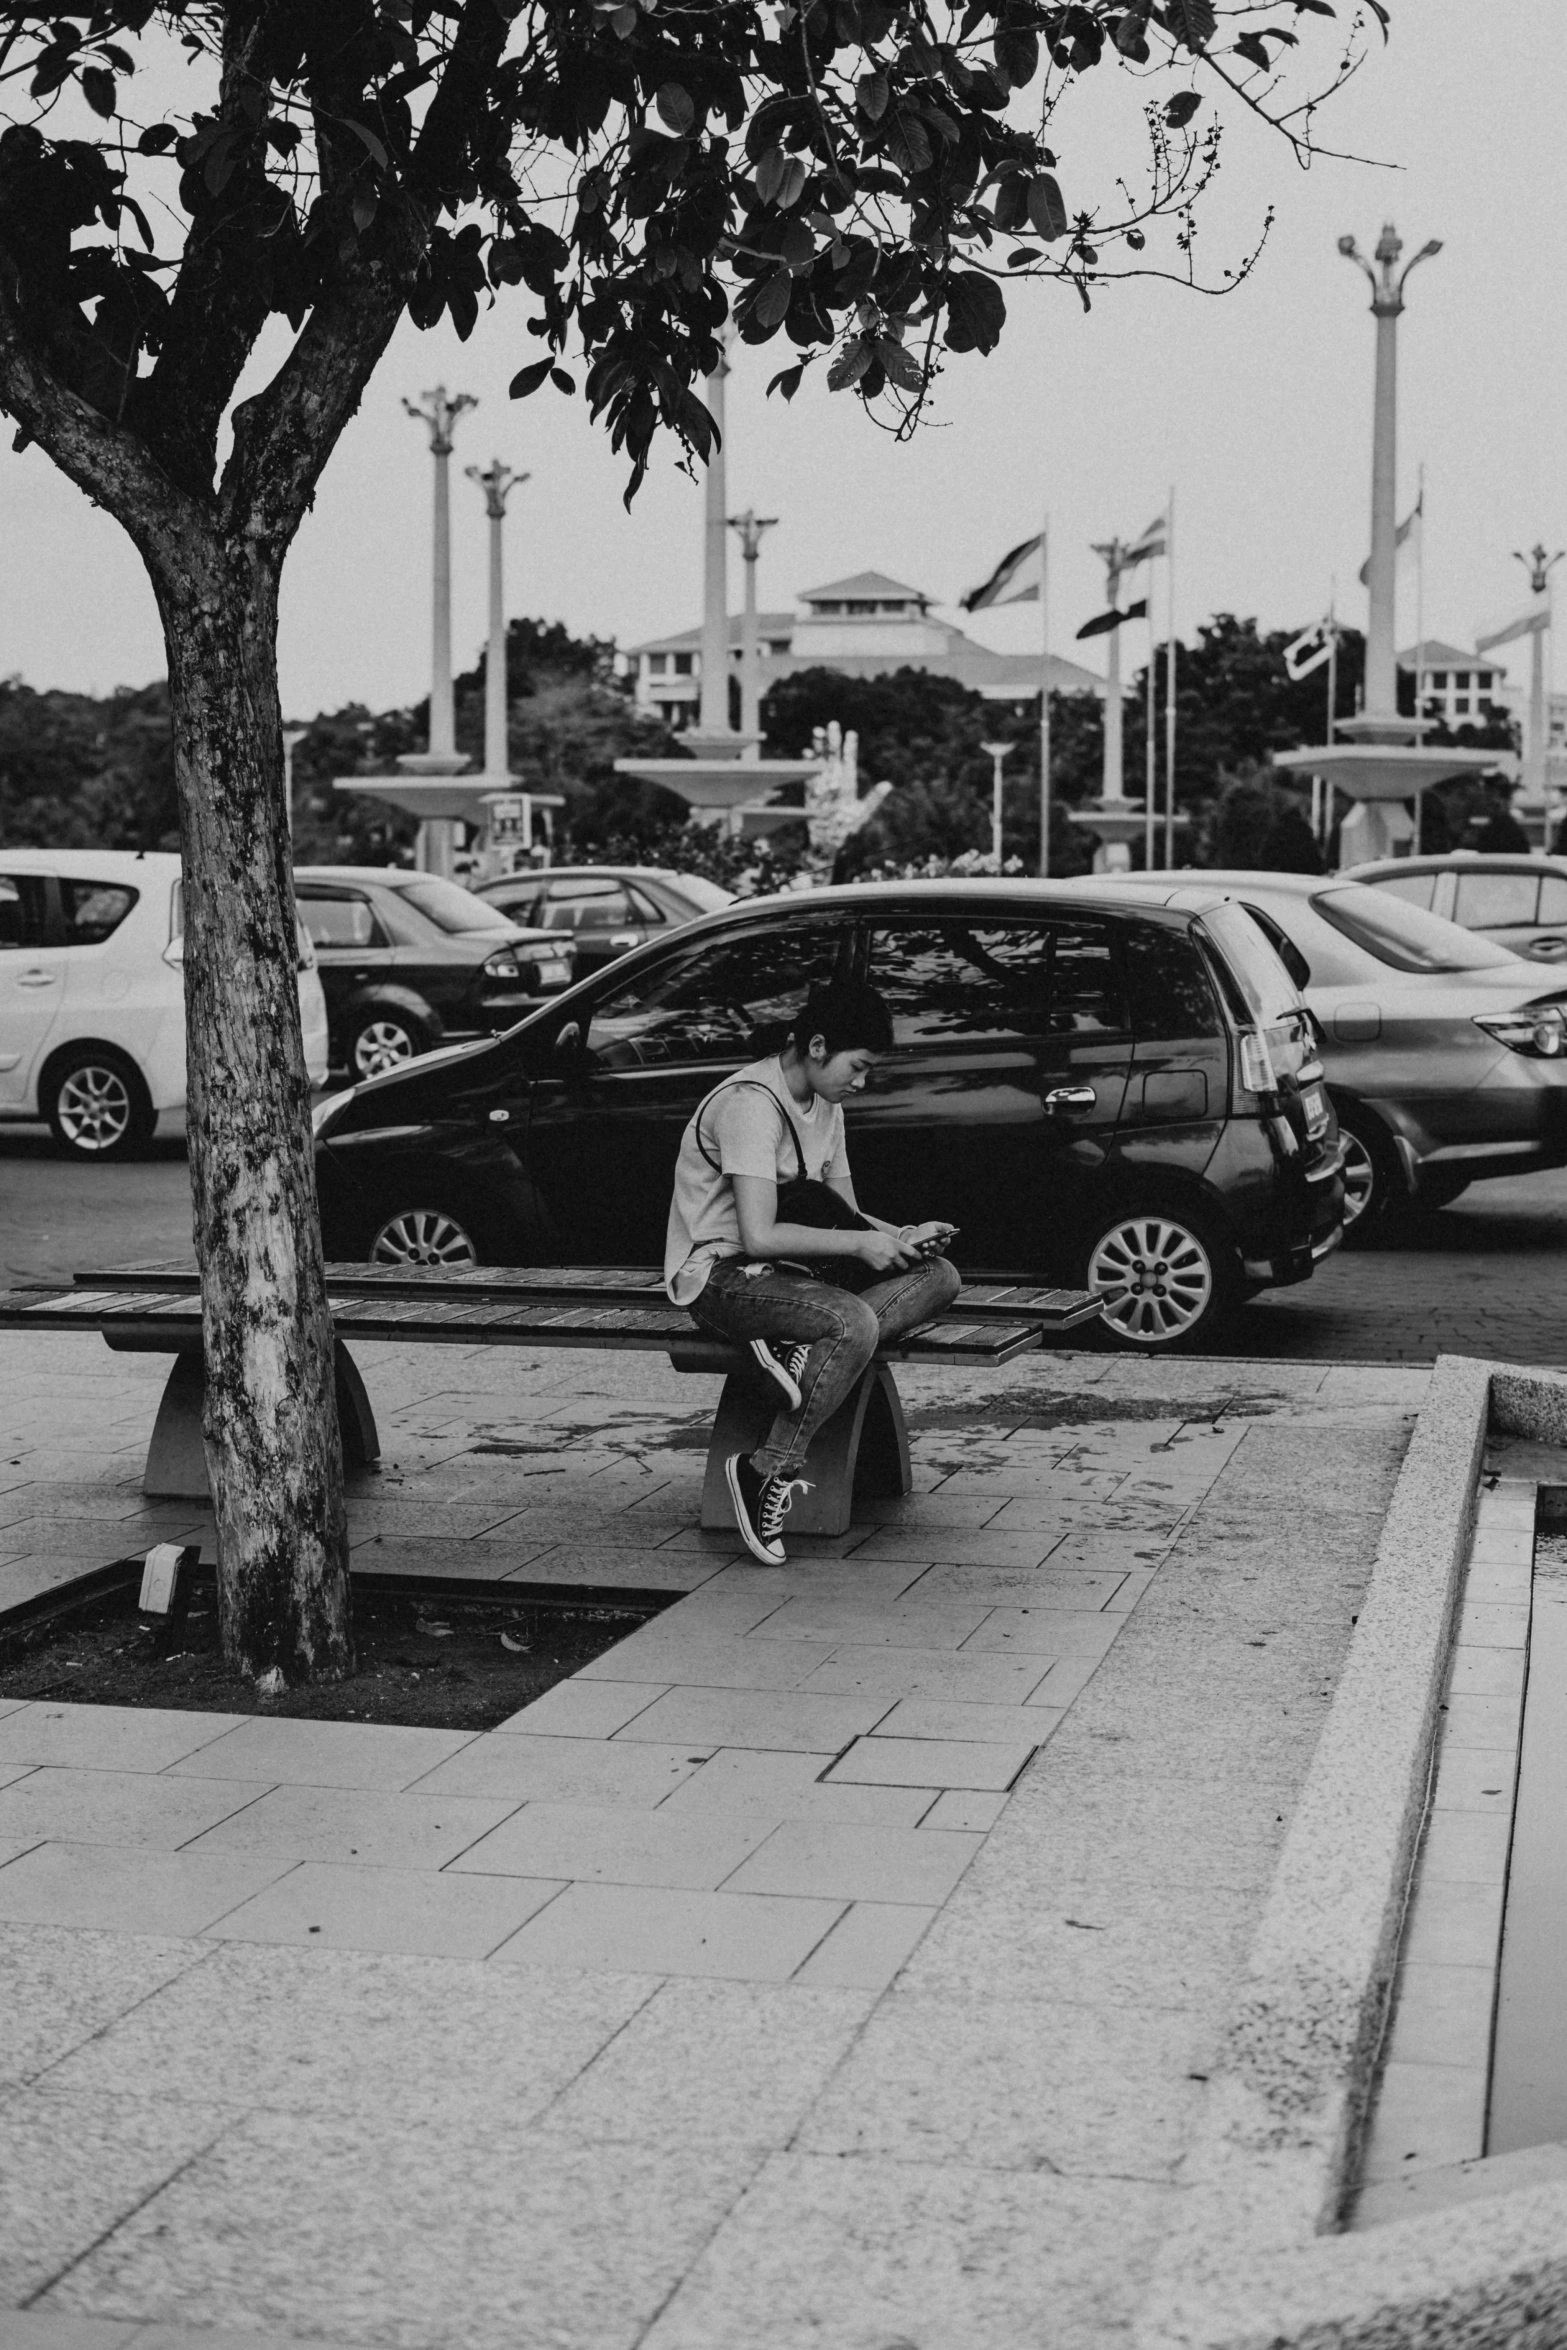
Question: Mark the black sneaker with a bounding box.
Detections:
[758,1473,812,1556]
[726,1452,787,1564]
[749,1338,806,1413]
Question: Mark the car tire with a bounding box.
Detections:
[1077,1196,1243,1352]
[347,1006,432,1080]
[1336,1104,1407,1243]
[42,1045,155,1162]
[366,1205,481,1268]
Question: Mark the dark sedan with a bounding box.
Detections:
[294,866,574,1079]
[313,880,1344,1351]
[474,865,734,980]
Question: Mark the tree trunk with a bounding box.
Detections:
[153,530,352,1683]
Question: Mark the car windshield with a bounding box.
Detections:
[1312,885,1518,974]
[398,877,513,934]
[672,875,734,913]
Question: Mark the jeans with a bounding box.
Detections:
[689,1253,963,1478]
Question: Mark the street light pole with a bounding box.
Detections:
[404,387,478,758]
[1514,543,1563,817]
[467,460,530,782]
[728,508,778,761]
[982,740,1013,868]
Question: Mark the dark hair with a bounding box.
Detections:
[789,978,893,1057]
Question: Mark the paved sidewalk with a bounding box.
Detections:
[0,1334,1425,2349]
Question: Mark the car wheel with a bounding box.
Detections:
[1079,1199,1242,1352]
[1336,1105,1405,1242]
[349,1009,430,1079]
[368,1207,480,1267]
[43,1046,154,1162]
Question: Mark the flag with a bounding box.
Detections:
[1476,605,1551,655]
[1283,617,1335,682]
[1076,599,1148,640]
[1357,497,1422,588]
[963,534,1044,611]
[1121,515,1168,570]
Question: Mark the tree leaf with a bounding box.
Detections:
[137,123,177,156]
[1163,90,1202,126]
[876,336,922,390]
[79,67,117,119]
[1162,0,1215,51]
[509,357,554,396]
[767,359,807,399]
[549,367,577,393]
[780,219,815,270]
[827,335,873,389]
[776,156,809,209]
[755,144,788,204]
[993,25,1039,86]
[1026,174,1068,241]
[755,267,794,326]
[1234,31,1272,68]
[654,81,696,135]
[857,69,890,120]
[342,119,390,170]
[943,270,1006,354]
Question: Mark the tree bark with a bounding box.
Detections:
[151,527,352,1682]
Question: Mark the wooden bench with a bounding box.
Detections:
[0,1262,1102,1539]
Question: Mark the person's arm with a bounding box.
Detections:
[824,1172,956,1251]
[731,1174,920,1271]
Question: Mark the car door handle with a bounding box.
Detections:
[1044,1085,1097,1114]
[609,932,639,948]
[15,970,57,988]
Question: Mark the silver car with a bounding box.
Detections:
[1071,871,1567,1231]
[1348,853,1567,968]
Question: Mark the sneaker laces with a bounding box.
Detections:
[759,1475,811,1541]
[782,1343,810,1385]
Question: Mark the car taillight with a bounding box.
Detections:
[483,950,521,979]
[1474,1003,1567,1058]
[1238,1030,1277,1094]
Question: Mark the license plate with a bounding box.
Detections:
[1302,1083,1329,1139]
[539,961,571,987]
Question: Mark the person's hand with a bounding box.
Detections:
[904,1222,957,1257]
[857,1228,922,1273]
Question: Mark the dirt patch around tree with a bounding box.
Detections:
[0,1572,667,1732]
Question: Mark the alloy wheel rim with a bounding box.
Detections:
[354,1020,417,1078]
[370,1210,477,1267]
[1339,1131,1376,1228]
[1087,1215,1214,1345]
[56,1064,133,1152]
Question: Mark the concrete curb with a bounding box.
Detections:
[1137,1354,1567,2350]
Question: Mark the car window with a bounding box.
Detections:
[398,877,513,934]
[1195,902,1305,1027]
[586,923,854,1068]
[570,889,634,931]
[297,892,384,950]
[1122,920,1223,1039]
[865,921,1126,1042]
[0,875,49,950]
[57,879,138,944]
[1540,875,1567,925]
[1452,870,1541,929]
[670,875,734,914]
[1312,886,1518,973]
[624,883,667,925]
[1366,870,1438,912]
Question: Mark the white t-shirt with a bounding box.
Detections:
[664,1057,850,1304]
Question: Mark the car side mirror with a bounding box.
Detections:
[554,1020,584,1067]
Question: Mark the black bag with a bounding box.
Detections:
[694,1078,879,1293]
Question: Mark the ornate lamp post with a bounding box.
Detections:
[1514,543,1563,816]
[729,508,779,758]
[981,740,1012,868]
[399,387,477,875]
[466,459,529,782]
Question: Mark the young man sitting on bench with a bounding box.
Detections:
[665,978,960,1564]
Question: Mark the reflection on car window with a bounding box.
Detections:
[1453,871,1541,929]
[866,922,1125,1042]
[1123,921,1222,1039]
[586,924,853,1067]
[298,894,380,949]
[0,876,49,951]
[552,888,632,931]
[1367,870,1438,912]
[59,881,137,944]
[1313,886,1517,973]
[399,877,513,934]
[1540,875,1567,925]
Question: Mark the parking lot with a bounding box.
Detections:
[4,1130,1563,1370]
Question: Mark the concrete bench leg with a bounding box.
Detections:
[142,1341,381,1501]
[700,1361,911,1539]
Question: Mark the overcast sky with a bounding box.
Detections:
[2,0,1560,716]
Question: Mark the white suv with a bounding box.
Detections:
[0,848,329,1160]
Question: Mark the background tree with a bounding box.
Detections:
[0,0,1375,1685]
[0,673,176,846]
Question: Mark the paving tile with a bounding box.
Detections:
[0,1842,289,1937]
[493,1882,845,1981]
[1429,1745,1518,1815]
[1418,1806,1515,1885]
[655,1748,931,1827]
[167,1716,477,1792]
[346,1538,520,1580]
[958,1608,1124,1659]
[411,1734,708,1806]
[1439,1692,1523,1748]
[42,2105,756,2350]
[1463,1564,1532,1608]
[723,1820,981,1906]
[1384,1961,1496,2072]
[0,1518,136,1559]
[869,1698,1067,1747]
[579,1634,836,1692]
[855,1492,1013,1528]
[849,1528,1069,1569]
[638,2149,1174,2350]
[897,1564,1129,1610]
[826,1735,1038,1793]
[919,1788,1009,1832]
[909,1871,1258,2012]
[748,1600,992,1648]
[608,1686,888,1754]
[1359,2059,1489,2182]
[48,1938,653,2123]
[1456,1601,1529,1650]
[0,2084,231,2305]
[800,1646,1052,1706]
[0,1704,245,1775]
[0,1768,270,1854]
[452,1800,772,1890]
[546,1978,871,2149]
[1400,1873,1506,1971]
[0,1921,206,2089]
[494,1678,671,1738]
[0,2316,143,2348]
[506,1544,726,1593]
[791,1900,939,1990]
[1446,1645,1526,1702]
[181,1781,524,1869]
[0,1558,120,1613]
[208,1860,566,1958]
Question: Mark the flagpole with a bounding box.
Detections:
[1039,512,1052,876]
[1163,486,1177,868]
[1144,576,1157,870]
[1412,467,1426,851]
[1325,579,1338,860]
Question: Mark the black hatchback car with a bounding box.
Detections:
[313,882,1345,1349]
[294,866,575,1080]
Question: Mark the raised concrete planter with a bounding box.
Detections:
[1137,1353,1567,2350]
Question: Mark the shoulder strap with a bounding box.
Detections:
[692,1078,807,1183]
